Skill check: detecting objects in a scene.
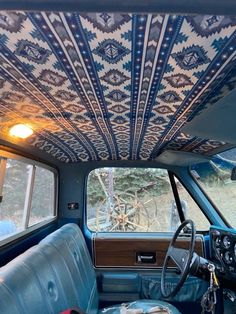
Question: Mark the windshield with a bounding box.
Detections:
[190,148,236,228]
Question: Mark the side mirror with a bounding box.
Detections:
[231,167,236,180]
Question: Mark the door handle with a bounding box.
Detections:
[136,252,156,264]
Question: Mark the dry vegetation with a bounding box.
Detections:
[88,178,236,232]
[88,187,210,232]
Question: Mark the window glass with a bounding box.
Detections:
[87,168,208,232]
[0,159,29,238]
[0,154,56,241]
[175,178,209,230]
[87,168,172,232]
[191,148,236,228]
[29,167,55,226]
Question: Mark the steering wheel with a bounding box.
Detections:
[161,219,196,299]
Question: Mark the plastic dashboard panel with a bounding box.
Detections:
[210,225,236,282]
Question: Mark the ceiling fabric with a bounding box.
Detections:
[0,12,236,162]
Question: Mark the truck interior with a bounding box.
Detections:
[0,1,236,313]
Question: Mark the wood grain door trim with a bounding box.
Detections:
[93,235,204,268]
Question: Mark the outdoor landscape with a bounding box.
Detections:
[1,158,236,238]
[87,161,236,232]
[0,158,54,239]
[87,167,211,232]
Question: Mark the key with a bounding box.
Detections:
[201,264,219,313]
[208,264,218,312]
[208,263,214,286]
[208,263,215,272]
[208,263,219,289]
[213,271,219,288]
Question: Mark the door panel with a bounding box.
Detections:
[93,233,207,309]
[98,271,141,303]
[96,269,208,305]
[93,233,204,268]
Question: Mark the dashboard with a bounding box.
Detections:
[210,226,236,281]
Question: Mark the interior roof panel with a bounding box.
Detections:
[0,12,235,162]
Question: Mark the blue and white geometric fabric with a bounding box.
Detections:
[0,12,235,162]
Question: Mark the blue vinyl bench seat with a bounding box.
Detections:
[0,224,181,314]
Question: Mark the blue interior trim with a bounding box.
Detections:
[0,221,57,266]
[210,225,236,234]
[1,0,236,15]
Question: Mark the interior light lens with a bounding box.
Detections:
[9,124,33,139]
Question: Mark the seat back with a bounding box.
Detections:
[0,223,98,314]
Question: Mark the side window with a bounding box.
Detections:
[0,158,29,235]
[87,168,173,232]
[87,167,208,233]
[191,155,236,229]
[174,178,210,230]
[0,153,57,242]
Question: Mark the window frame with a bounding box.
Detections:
[171,172,212,232]
[188,166,231,228]
[85,166,210,234]
[85,166,174,233]
[0,149,58,246]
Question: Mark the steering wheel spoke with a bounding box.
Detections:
[169,247,189,273]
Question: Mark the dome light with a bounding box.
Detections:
[9,124,33,139]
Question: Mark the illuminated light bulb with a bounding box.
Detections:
[9,124,33,139]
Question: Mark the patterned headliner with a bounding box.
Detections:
[0,12,236,162]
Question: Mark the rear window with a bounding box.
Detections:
[0,151,57,242]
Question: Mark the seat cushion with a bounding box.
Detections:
[40,223,98,314]
[99,300,181,314]
[0,223,98,314]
